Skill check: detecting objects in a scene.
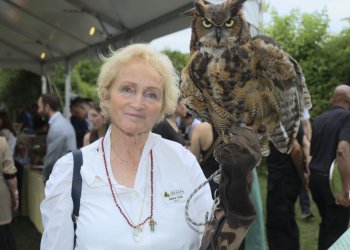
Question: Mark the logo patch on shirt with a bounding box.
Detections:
[163,189,185,202]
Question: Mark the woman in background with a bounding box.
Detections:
[83,102,109,146]
[152,98,186,145]
[0,136,19,250]
[0,111,17,155]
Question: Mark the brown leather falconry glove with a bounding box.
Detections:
[214,126,261,228]
[200,126,261,250]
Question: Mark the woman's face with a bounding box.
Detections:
[89,109,105,130]
[106,59,163,136]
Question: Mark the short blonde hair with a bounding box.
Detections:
[97,43,180,123]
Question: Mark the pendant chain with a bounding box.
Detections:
[101,137,154,229]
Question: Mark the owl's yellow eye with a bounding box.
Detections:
[202,19,212,28]
[225,19,235,28]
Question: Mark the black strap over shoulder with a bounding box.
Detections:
[71,149,83,249]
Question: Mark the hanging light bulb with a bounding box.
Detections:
[40,52,46,60]
[89,26,96,36]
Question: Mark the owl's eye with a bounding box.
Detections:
[225,19,235,28]
[202,19,212,28]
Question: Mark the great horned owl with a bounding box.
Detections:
[181,0,312,156]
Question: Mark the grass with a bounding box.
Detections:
[257,164,320,250]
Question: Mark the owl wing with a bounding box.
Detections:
[181,53,212,123]
[251,35,312,153]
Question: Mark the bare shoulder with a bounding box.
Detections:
[194,122,212,134]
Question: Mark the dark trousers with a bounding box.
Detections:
[299,188,312,214]
[309,172,350,250]
[266,166,301,250]
[0,224,17,250]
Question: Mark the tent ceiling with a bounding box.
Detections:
[0,0,194,74]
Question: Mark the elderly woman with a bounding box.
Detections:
[40,44,212,250]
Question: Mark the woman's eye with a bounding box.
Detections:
[145,92,159,100]
[202,19,212,28]
[121,86,133,94]
[225,18,234,28]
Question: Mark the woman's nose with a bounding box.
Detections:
[131,93,145,110]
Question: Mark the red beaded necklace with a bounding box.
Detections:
[101,137,156,232]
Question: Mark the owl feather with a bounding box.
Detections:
[181,0,312,156]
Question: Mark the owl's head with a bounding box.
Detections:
[185,0,251,50]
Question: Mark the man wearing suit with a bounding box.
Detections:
[37,93,77,183]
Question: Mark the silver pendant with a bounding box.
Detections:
[133,227,143,242]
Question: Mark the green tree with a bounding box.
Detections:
[162,50,189,73]
[0,70,41,113]
[263,9,350,116]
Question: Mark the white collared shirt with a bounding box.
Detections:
[40,127,213,250]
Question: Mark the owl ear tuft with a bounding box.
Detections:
[181,8,195,16]
[226,0,247,16]
[193,0,207,16]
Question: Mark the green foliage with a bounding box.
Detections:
[0,69,41,112]
[264,8,350,117]
[49,59,100,101]
[162,49,190,74]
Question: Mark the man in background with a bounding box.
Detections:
[70,97,89,148]
[37,93,77,183]
[265,125,307,250]
[309,85,350,250]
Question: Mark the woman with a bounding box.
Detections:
[83,102,109,146]
[152,98,186,145]
[190,122,220,198]
[40,44,212,250]
[0,136,19,250]
[0,112,17,155]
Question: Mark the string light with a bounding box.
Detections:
[89,26,96,36]
[40,52,46,60]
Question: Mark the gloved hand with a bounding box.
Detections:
[214,126,261,229]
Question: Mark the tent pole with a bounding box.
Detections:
[41,75,47,94]
[64,62,72,118]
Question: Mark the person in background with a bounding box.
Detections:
[37,93,77,184]
[309,85,350,250]
[30,103,48,135]
[190,121,266,250]
[70,97,89,148]
[16,105,33,134]
[152,98,186,145]
[0,111,23,214]
[83,97,94,131]
[266,125,307,250]
[298,109,314,219]
[0,111,17,155]
[40,43,212,249]
[0,136,18,250]
[190,121,220,197]
[177,112,201,147]
[83,102,109,146]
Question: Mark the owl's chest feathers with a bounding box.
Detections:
[190,46,254,92]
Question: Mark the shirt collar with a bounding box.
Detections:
[87,125,160,194]
[48,111,61,125]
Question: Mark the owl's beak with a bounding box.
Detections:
[215,27,222,43]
